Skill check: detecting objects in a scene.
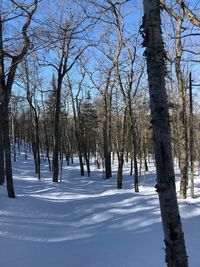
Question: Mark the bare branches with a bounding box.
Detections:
[17,0,38,59]
[6,0,38,92]
[177,0,200,27]
[161,0,200,27]
[160,0,181,21]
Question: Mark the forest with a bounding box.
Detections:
[0,0,200,266]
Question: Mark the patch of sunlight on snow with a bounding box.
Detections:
[109,206,154,215]
[29,189,128,201]
[78,213,113,226]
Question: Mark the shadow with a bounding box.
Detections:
[0,152,199,267]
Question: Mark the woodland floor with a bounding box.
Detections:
[0,152,200,267]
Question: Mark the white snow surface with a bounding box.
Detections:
[0,153,199,267]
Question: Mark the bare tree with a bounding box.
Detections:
[39,1,94,182]
[189,71,194,198]
[0,0,38,197]
[142,0,188,265]
[21,60,41,179]
[67,71,85,176]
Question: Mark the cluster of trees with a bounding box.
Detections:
[0,0,200,265]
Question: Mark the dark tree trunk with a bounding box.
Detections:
[130,155,133,176]
[144,158,148,172]
[133,133,139,192]
[103,103,112,179]
[35,115,40,179]
[17,138,21,155]
[189,71,194,198]
[116,108,127,189]
[134,155,139,192]
[83,145,90,177]
[0,105,4,185]
[86,157,90,177]
[142,0,188,266]
[78,150,84,176]
[53,80,61,182]
[66,152,70,166]
[103,142,112,179]
[117,153,124,189]
[2,104,15,198]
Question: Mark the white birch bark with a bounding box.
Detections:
[142,0,188,266]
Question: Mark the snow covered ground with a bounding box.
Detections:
[0,153,200,267]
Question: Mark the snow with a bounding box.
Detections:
[0,154,199,267]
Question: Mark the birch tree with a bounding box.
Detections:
[142,0,188,265]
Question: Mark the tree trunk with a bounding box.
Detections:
[127,86,139,192]
[142,1,188,266]
[53,80,61,182]
[83,145,90,177]
[35,114,40,179]
[103,123,112,179]
[189,71,194,198]
[2,104,15,198]
[175,16,188,199]
[11,114,16,162]
[43,120,51,172]
[117,153,124,189]
[130,155,133,176]
[133,132,139,192]
[78,150,84,176]
[17,138,21,155]
[0,19,5,186]
[31,133,37,174]
[102,93,112,179]
[0,105,4,185]
[134,155,139,192]
[116,109,127,189]
[68,79,85,177]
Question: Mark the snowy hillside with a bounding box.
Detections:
[0,154,199,267]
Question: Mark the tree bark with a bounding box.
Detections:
[189,71,194,198]
[2,104,15,198]
[0,105,4,185]
[117,153,123,189]
[134,155,139,192]
[142,1,188,266]
[116,108,127,189]
[103,94,112,179]
[175,17,188,199]
[35,111,40,179]
[53,79,61,182]
[43,120,51,172]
